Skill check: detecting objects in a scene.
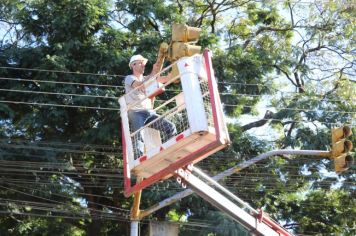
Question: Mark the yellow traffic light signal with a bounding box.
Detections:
[172,24,201,42]
[331,126,354,173]
[170,42,201,61]
[168,23,202,62]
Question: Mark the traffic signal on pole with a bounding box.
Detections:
[331,126,354,173]
[168,23,202,62]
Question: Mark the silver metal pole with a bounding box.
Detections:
[130,221,139,236]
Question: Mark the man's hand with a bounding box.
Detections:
[157,73,172,84]
[151,63,160,76]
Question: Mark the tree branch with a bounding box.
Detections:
[273,64,298,87]
[241,110,275,131]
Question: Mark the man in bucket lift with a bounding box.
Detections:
[124,54,177,156]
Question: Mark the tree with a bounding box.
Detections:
[0,0,355,235]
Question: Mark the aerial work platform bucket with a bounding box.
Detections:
[119,50,230,197]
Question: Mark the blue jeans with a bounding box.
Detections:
[128,110,177,157]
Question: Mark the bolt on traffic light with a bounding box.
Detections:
[331,126,354,173]
[168,23,202,62]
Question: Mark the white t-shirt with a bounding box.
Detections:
[124,74,153,110]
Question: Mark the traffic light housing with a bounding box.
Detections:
[172,23,201,42]
[170,42,201,61]
[331,126,354,173]
[168,23,202,62]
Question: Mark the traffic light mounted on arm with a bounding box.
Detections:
[168,23,202,62]
[331,126,354,173]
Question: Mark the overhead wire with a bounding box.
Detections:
[0,156,346,172]
[3,182,123,201]
[0,160,122,173]
[1,75,354,115]
[0,138,121,151]
[0,168,120,178]
[0,210,128,221]
[2,176,353,193]
[1,75,354,102]
[0,156,123,171]
[0,76,352,105]
[0,77,353,112]
[1,177,353,209]
[0,147,353,170]
[0,99,354,115]
[0,177,350,234]
[0,139,117,148]
[0,71,354,100]
[2,182,130,213]
[2,169,352,187]
[0,161,122,175]
[0,185,130,217]
[0,68,354,184]
[0,76,122,89]
[0,100,120,111]
[0,143,118,155]
[0,156,353,228]
[0,66,125,78]
[0,153,337,174]
[0,157,353,186]
[0,88,120,100]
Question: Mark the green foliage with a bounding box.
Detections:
[0,217,85,236]
[0,0,355,235]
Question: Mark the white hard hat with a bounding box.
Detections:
[129,54,148,68]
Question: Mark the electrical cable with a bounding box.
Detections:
[0,185,130,214]
[1,76,354,102]
[0,138,121,150]
[1,99,355,117]
[0,67,125,78]
[0,77,351,106]
[0,76,123,88]
[0,143,118,155]
[0,88,120,100]
[0,100,120,111]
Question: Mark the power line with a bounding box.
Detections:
[0,210,128,221]
[0,160,122,172]
[0,88,120,100]
[0,100,120,111]
[0,99,354,115]
[1,176,353,210]
[223,104,356,114]
[0,143,118,155]
[0,76,123,89]
[0,168,121,178]
[1,156,353,181]
[0,167,122,180]
[0,155,124,171]
[0,184,129,215]
[2,174,353,191]
[0,138,121,150]
[0,66,125,78]
[220,92,355,103]
[2,75,354,103]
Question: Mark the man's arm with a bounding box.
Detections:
[157,73,172,84]
[125,75,145,92]
[131,80,143,88]
[146,63,160,79]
